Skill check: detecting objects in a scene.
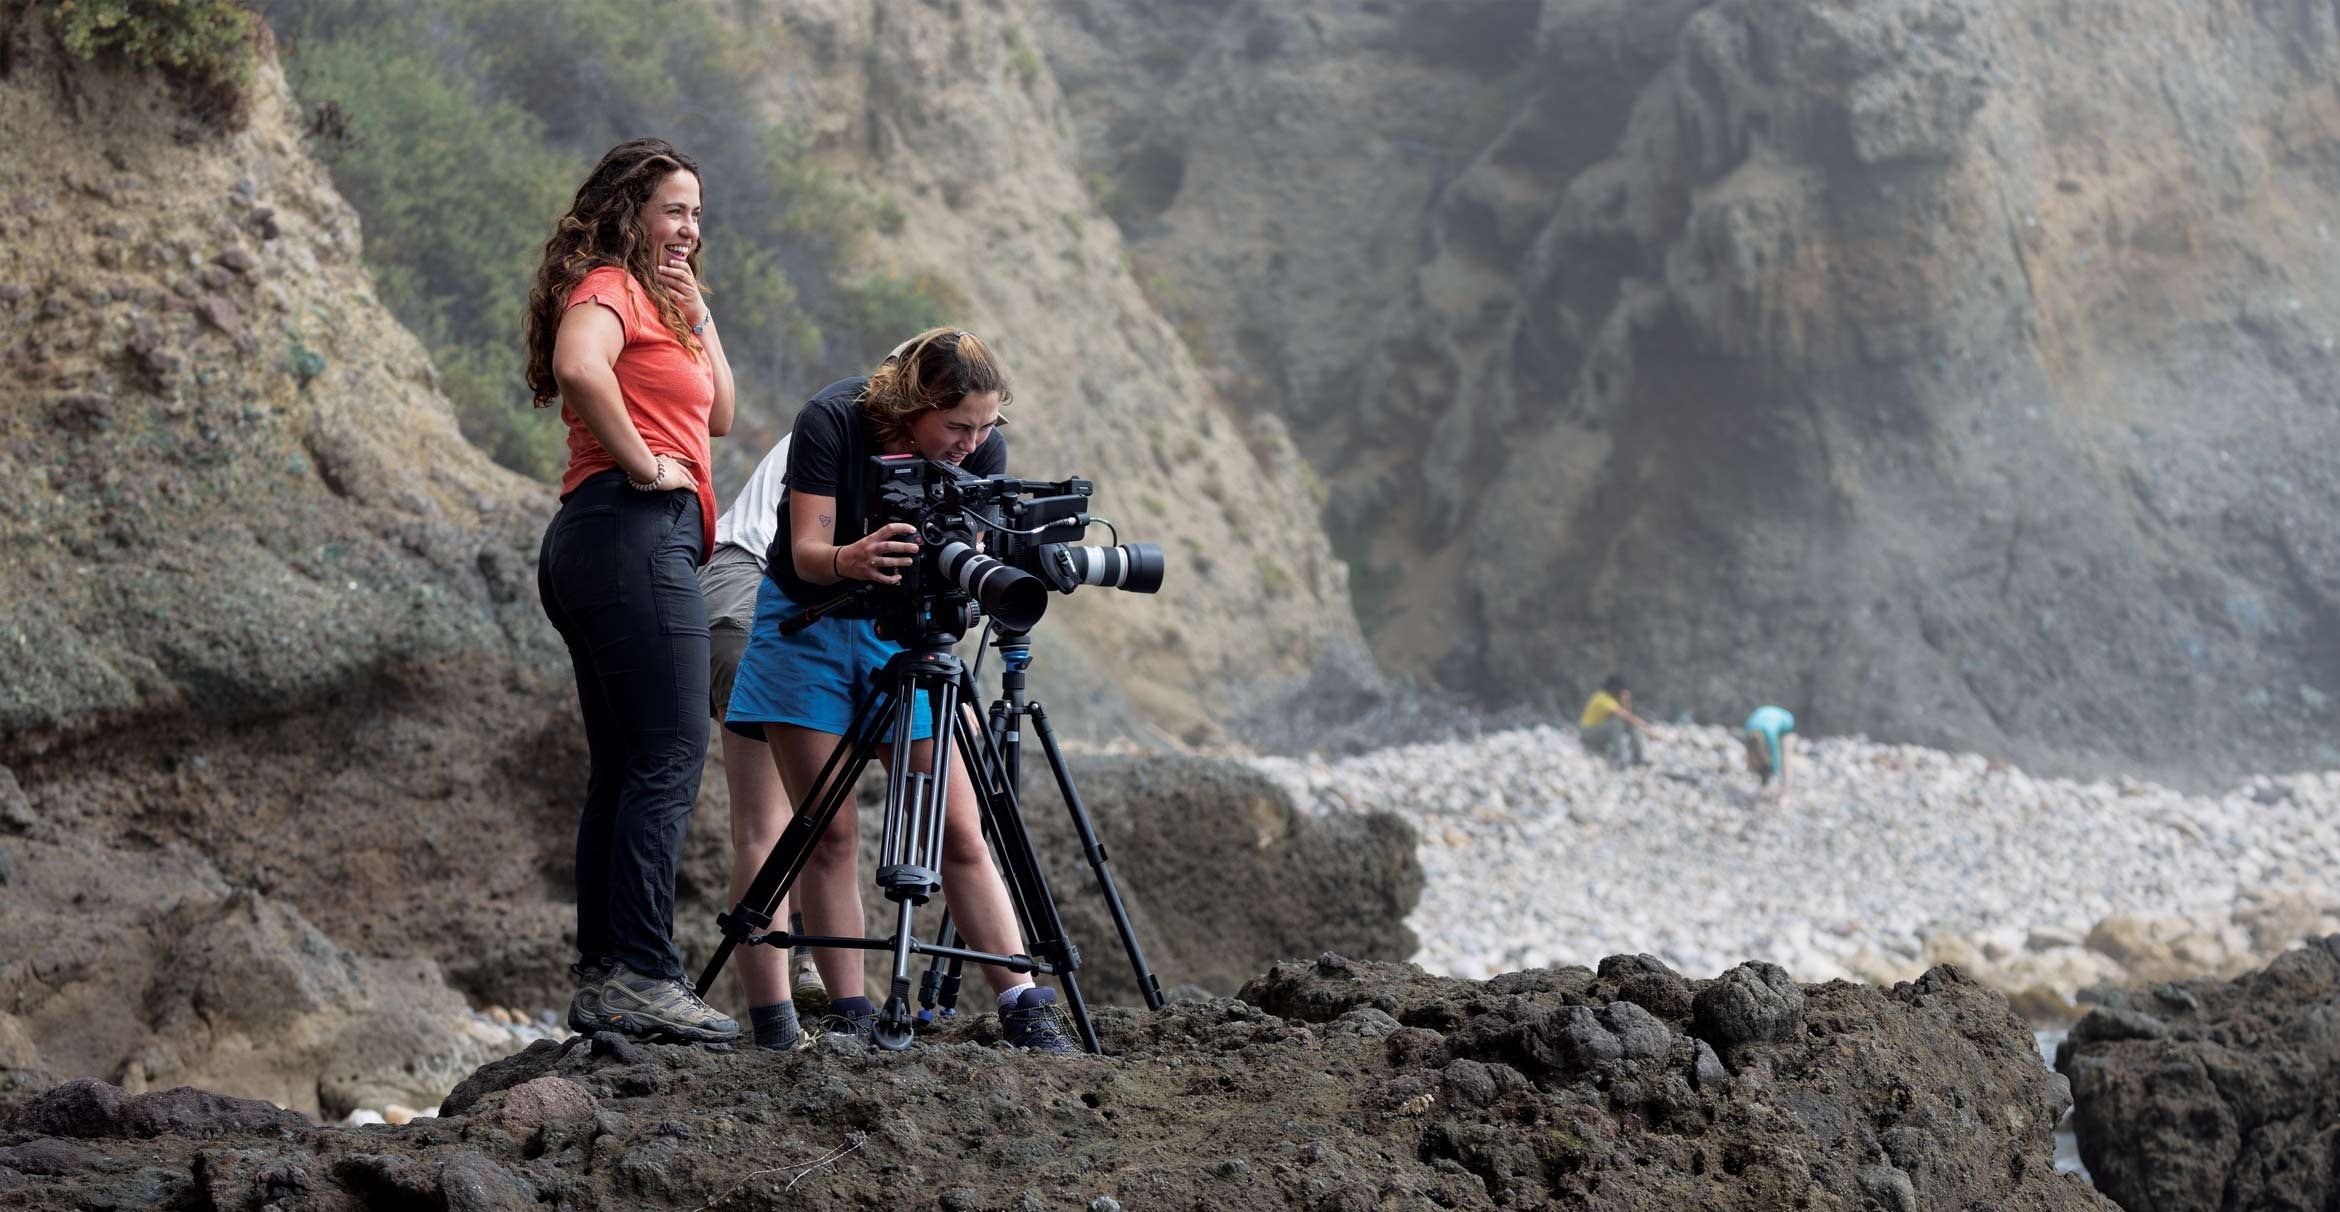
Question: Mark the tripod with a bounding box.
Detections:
[913,628,1164,1022]
[696,609,1102,1052]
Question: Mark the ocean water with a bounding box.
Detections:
[2034,1029,2091,1181]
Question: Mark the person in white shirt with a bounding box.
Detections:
[699,432,813,1049]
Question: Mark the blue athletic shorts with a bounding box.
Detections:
[723,575,933,742]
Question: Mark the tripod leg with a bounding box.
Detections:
[1027,700,1165,1011]
[872,891,920,1051]
[695,681,898,999]
[954,701,1102,1053]
[871,666,959,1052]
[916,908,956,1023]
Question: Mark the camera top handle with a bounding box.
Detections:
[776,581,875,636]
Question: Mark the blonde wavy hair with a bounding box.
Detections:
[862,328,1014,450]
[524,138,706,407]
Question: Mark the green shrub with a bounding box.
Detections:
[433,344,566,483]
[1084,170,1124,222]
[284,37,574,342]
[52,0,257,76]
[1297,460,1327,506]
[51,0,261,123]
[268,25,574,473]
[1003,25,1039,94]
[839,273,960,352]
[1257,557,1294,598]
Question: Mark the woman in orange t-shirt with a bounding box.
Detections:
[522,137,738,1044]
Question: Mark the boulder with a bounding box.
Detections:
[2060,937,2340,1210]
[474,1076,596,1141]
[677,753,1423,1010]
[1692,961,1805,1049]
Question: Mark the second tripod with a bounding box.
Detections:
[696,628,1099,1052]
[913,628,1165,1023]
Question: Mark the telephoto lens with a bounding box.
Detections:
[1054,542,1164,593]
[936,540,1049,630]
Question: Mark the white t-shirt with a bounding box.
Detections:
[711,433,790,566]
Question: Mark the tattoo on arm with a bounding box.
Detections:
[819,512,834,531]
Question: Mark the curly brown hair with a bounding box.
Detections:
[862,328,1014,450]
[524,138,706,408]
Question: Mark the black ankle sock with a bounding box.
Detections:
[749,1002,800,1050]
[826,995,876,1020]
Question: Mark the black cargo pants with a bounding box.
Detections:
[538,470,709,983]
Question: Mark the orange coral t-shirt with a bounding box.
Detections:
[558,265,718,561]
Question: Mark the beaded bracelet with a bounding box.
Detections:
[626,454,669,492]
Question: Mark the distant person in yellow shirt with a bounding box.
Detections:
[1578,674,1654,766]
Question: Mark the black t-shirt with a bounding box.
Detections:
[763,376,1008,610]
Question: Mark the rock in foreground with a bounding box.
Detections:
[2058,936,2340,1212]
[1,958,2107,1210]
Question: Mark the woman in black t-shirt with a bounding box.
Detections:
[722,329,1071,1052]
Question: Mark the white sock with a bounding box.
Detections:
[995,980,1035,1009]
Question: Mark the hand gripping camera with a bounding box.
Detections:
[862,453,1163,641]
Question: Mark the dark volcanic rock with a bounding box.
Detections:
[2060,936,2340,1212]
[2,1078,304,1140]
[0,960,2110,1211]
[1691,960,1805,1049]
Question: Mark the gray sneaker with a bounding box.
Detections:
[566,959,613,1034]
[591,965,741,1043]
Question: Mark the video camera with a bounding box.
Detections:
[861,453,1163,640]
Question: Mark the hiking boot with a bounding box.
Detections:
[590,965,740,1044]
[792,957,829,1019]
[999,986,1075,1053]
[565,959,613,1034]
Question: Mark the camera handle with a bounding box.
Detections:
[776,581,874,636]
[915,627,1165,1023]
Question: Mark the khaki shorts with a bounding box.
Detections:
[699,544,765,721]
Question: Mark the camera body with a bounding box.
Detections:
[862,454,1162,641]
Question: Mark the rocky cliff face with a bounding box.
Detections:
[714,0,1360,746]
[1045,0,2340,783]
[0,12,559,752]
[0,7,583,1114]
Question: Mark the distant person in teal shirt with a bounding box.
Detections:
[1743,706,1795,803]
